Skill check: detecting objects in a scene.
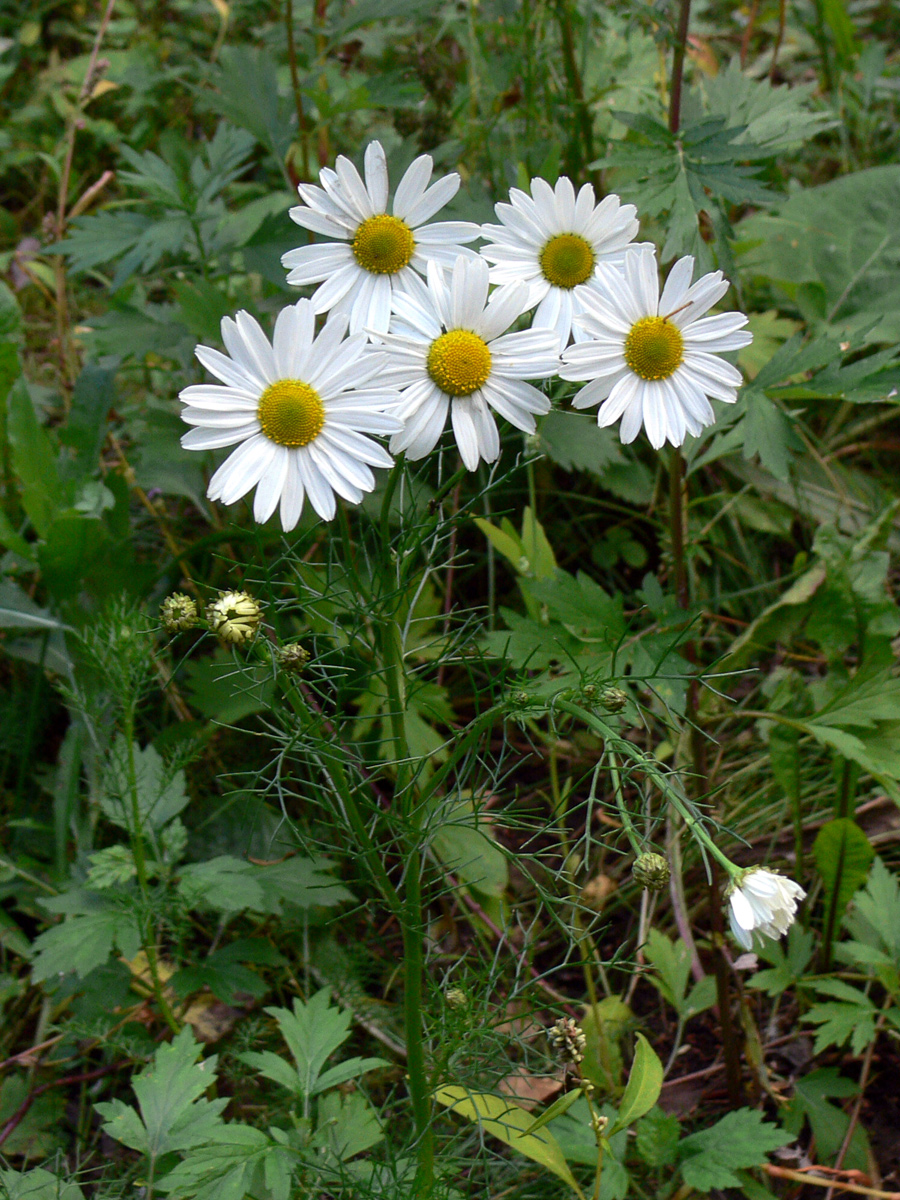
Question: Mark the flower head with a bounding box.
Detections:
[561,248,753,448]
[206,591,263,646]
[379,256,559,471]
[480,177,647,350]
[159,593,199,633]
[179,300,402,529]
[548,1017,586,1065]
[632,852,671,892]
[281,141,480,336]
[727,867,806,949]
[275,642,310,674]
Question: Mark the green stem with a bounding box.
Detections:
[402,846,435,1197]
[281,684,401,914]
[607,751,643,857]
[123,708,180,1035]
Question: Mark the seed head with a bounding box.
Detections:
[445,987,469,1012]
[206,591,263,646]
[159,593,199,634]
[632,852,671,892]
[276,642,310,674]
[548,1017,586,1065]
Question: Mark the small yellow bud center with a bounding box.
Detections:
[427,330,492,397]
[623,316,684,381]
[257,379,325,447]
[351,214,416,275]
[538,233,595,289]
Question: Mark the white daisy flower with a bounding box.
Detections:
[560,248,753,449]
[378,256,559,471]
[179,300,402,530]
[727,867,806,950]
[281,141,481,337]
[480,176,647,351]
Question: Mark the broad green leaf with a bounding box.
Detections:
[813,819,874,918]
[178,855,265,913]
[609,1033,663,1134]
[316,1090,383,1161]
[783,1068,869,1170]
[0,1168,84,1200]
[635,1107,680,1167]
[522,1086,584,1135]
[740,166,900,343]
[580,996,632,1090]
[6,377,62,536]
[0,579,66,632]
[431,800,508,898]
[434,1086,582,1192]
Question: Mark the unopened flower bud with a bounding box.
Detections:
[510,690,531,708]
[548,1017,586,1065]
[276,642,310,673]
[206,590,263,646]
[632,852,670,892]
[445,987,468,1011]
[591,1113,609,1136]
[160,593,199,633]
[599,686,628,714]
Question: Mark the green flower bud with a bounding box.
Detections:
[632,852,671,892]
[548,1017,586,1065]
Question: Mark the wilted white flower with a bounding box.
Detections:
[281,141,480,336]
[727,867,806,949]
[480,176,646,350]
[560,248,753,448]
[179,300,401,529]
[379,256,559,471]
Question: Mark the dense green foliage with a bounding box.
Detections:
[2,1,900,1198]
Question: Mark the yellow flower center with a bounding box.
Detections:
[623,316,684,380]
[257,379,325,447]
[538,233,595,289]
[427,330,492,396]
[351,214,416,275]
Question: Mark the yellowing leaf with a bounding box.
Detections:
[88,79,118,101]
[434,1086,584,1196]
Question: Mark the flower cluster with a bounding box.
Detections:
[179,141,752,531]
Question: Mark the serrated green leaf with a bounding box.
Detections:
[6,378,63,536]
[96,1027,226,1158]
[678,1108,791,1190]
[102,736,189,832]
[178,855,265,913]
[635,1106,681,1167]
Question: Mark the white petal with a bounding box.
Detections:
[364,140,389,213]
[392,154,433,221]
[307,263,361,312]
[253,446,290,523]
[476,282,529,342]
[333,152,376,221]
[295,450,336,520]
[279,457,306,531]
[451,398,484,470]
[208,434,276,505]
[195,344,260,393]
[234,311,277,383]
[660,256,695,315]
[181,422,259,450]
[404,173,460,228]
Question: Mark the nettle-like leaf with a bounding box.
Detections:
[240,989,387,1101]
[157,1125,295,1200]
[101,735,189,833]
[843,856,900,968]
[0,1168,85,1200]
[699,60,836,153]
[177,854,352,916]
[642,930,716,1021]
[598,112,773,259]
[804,979,877,1055]
[57,122,255,288]
[677,1108,791,1190]
[31,888,142,981]
[95,1027,227,1160]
